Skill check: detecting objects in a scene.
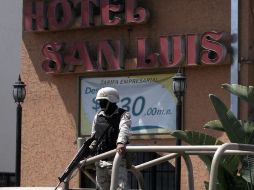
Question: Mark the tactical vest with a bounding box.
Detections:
[94,108,126,154]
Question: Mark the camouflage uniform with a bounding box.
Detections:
[91,108,131,190]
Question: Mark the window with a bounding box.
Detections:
[0,173,16,187]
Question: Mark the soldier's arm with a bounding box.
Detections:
[117,111,131,145]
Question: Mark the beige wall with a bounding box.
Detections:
[21,0,254,189]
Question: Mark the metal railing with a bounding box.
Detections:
[62,143,254,190]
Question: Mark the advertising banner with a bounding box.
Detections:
[80,74,176,136]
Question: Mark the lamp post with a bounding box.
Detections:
[13,75,26,186]
[172,71,186,190]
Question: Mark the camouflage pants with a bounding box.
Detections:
[96,159,128,190]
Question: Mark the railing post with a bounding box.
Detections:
[209,143,239,190]
[110,152,122,190]
[129,166,145,190]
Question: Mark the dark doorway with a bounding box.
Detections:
[80,152,175,189]
[128,152,175,190]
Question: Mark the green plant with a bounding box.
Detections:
[170,84,254,190]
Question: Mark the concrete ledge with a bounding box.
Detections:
[0,188,95,190]
[0,188,62,190]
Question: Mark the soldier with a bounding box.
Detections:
[89,87,131,190]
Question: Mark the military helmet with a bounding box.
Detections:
[95,87,120,103]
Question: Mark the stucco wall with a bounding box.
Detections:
[21,0,236,189]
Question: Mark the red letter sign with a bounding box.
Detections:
[23,1,45,31]
[47,0,73,30]
[42,42,64,74]
[101,0,123,25]
[201,31,227,65]
[186,34,200,66]
[73,0,99,27]
[160,35,185,67]
[64,42,95,72]
[97,40,123,70]
[137,38,159,68]
[126,0,149,24]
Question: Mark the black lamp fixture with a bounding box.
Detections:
[13,75,26,187]
[13,75,26,104]
[172,71,186,99]
[172,70,186,190]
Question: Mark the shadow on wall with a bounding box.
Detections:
[22,31,80,130]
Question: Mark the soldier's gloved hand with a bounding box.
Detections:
[116,143,126,155]
[89,140,97,155]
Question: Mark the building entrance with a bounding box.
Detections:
[80,152,175,189]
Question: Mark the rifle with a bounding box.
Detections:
[54,135,95,190]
